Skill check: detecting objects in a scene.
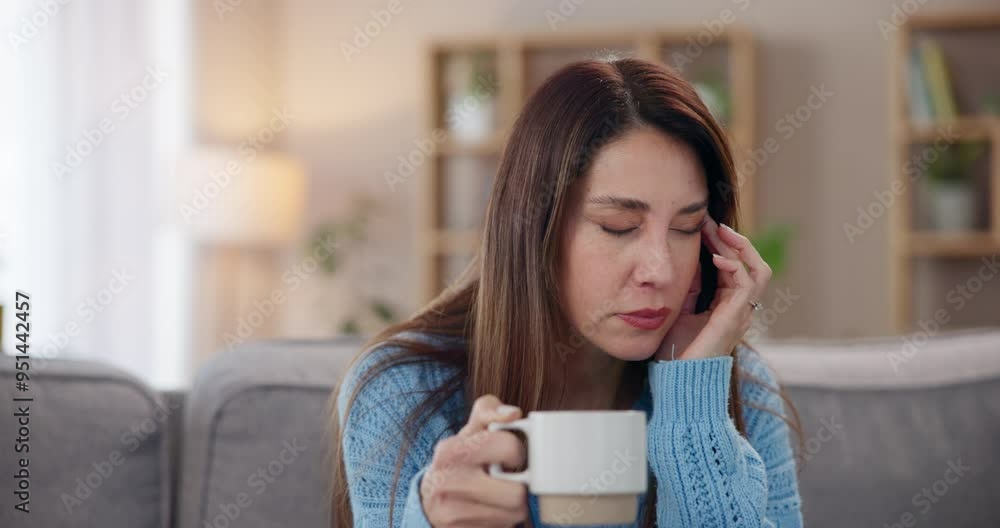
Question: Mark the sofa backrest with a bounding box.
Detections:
[177,337,360,528]
[0,354,172,528]
[4,328,998,528]
[758,327,1000,528]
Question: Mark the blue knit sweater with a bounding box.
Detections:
[337,332,803,527]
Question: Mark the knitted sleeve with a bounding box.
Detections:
[645,352,803,527]
[337,343,460,527]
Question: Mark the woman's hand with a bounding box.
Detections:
[421,395,529,528]
[655,216,771,361]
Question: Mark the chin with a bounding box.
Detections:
[598,334,663,362]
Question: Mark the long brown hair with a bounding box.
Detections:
[329,57,802,527]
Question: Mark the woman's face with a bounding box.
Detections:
[558,127,709,361]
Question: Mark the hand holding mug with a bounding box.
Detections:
[421,395,528,527]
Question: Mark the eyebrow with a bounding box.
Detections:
[586,195,709,215]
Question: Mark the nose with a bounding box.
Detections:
[632,239,676,289]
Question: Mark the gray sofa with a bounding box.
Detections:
[1,329,998,527]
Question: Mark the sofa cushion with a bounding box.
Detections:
[177,337,361,528]
[757,327,1000,528]
[0,355,171,528]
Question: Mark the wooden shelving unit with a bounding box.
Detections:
[419,28,756,302]
[889,12,1000,332]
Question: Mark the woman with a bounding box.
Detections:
[330,57,803,527]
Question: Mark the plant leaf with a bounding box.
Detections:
[748,224,794,278]
[371,300,396,322]
[338,319,360,336]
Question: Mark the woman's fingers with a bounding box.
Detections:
[712,253,754,325]
[711,254,751,291]
[443,469,530,511]
[704,217,771,302]
[427,396,530,528]
[718,222,773,290]
[702,216,739,260]
[422,465,528,526]
[428,494,527,528]
[459,394,521,436]
[459,430,527,471]
[702,218,738,289]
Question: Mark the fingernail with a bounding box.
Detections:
[497,405,518,416]
[721,223,736,235]
[712,253,723,259]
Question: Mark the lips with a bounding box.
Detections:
[617,307,670,330]
[621,307,669,318]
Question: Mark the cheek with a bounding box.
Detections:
[561,231,616,311]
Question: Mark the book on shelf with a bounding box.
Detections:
[913,38,959,121]
[907,49,933,123]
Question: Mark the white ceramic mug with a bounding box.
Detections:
[488,410,647,525]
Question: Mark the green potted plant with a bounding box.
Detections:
[445,51,497,144]
[692,72,731,126]
[749,224,793,279]
[924,141,987,232]
[307,195,398,336]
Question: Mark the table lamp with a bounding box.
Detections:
[174,147,306,363]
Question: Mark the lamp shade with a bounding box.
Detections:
[174,147,306,245]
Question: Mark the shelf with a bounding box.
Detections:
[906,12,1000,31]
[906,116,998,143]
[889,12,1000,332]
[908,231,1000,256]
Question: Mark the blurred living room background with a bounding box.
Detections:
[3,2,1000,528]
[1,0,999,390]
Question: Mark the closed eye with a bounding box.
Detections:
[672,218,708,235]
[601,225,637,236]
[601,218,706,237]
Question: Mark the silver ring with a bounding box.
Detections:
[749,300,763,312]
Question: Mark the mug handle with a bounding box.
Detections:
[487,419,531,483]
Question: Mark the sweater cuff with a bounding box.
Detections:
[647,356,733,423]
[402,464,433,528]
